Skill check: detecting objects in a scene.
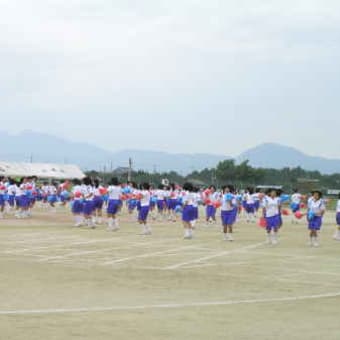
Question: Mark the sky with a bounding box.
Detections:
[1,0,340,158]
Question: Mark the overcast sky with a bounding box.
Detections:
[1,0,339,157]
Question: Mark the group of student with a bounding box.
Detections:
[1,176,340,247]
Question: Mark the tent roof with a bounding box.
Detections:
[0,161,85,179]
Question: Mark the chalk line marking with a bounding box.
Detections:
[103,245,199,266]
[165,242,265,270]
[1,292,339,316]
[298,270,340,277]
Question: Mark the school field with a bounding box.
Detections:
[0,208,340,340]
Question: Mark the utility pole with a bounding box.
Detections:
[128,158,133,182]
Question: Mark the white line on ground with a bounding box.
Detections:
[1,292,339,316]
[165,242,266,270]
[103,245,199,266]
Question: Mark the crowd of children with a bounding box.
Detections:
[1,175,340,247]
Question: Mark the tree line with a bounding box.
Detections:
[86,159,340,194]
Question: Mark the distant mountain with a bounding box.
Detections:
[237,143,340,174]
[0,131,227,174]
[2,132,340,175]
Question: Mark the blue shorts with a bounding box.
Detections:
[107,199,121,215]
[0,195,5,207]
[221,209,237,226]
[245,203,255,214]
[182,205,195,222]
[8,195,15,207]
[19,195,30,208]
[72,200,83,214]
[336,212,340,226]
[206,205,216,218]
[308,216,322,231]
[192,207,199,220]
[83,200,94,215]
[157,200,166,211]
[138,206,150,222]
[168,199,178,211]
[266,214,281,231]
[93,196,104,210]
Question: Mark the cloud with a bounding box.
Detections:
[0,0,339,156]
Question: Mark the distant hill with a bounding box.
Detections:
[1,132,340,175]
[0,131,227,174]
[237,143,340,174]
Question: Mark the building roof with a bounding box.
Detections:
[0,161,85,179]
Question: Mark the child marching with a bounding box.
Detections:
[262,189,282,245]
[138,183,152,235]
[307,190,326,247]
[221,185,238,241]
[334,193,340,241]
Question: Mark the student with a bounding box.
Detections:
[262,189,282,245]
[168,183,179,222]
[307,190,326,247]
[71,179,84,227]
[191,187,200,229]
[107,177,122,232]
[82,177,95,228]
[291,189,302,224]
[205,185,218,224]
[244,187,256,223]
[7,178,17,211]
[155,185,167,219]
[0,177,5,219]
[334,193,340,241]
[92,179,104,225]
[182,182,195,239]
[221,185,237,241]
[138,183,152,235]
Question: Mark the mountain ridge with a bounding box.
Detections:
[1,131,340,174]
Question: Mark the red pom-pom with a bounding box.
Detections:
[294,211,304,219]
[99,188,108,195]
[281,209,290,216]
[213,201,221,209]
[258,217,267,228]
[204,189,211,196]
[300,203,306,209]
[74,191,82,198]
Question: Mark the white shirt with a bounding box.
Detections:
[156,190,166,200]
[245,193,255,204]
[7,184,16,195]
[308,198,325,216]
[140,190,150,207]
[182,191,194,206]
[221,194,236,211]
[82,185,94,201]
[291,193,302,204]
[263,196,281,218]
[108,185,121,200]
[336,200,340,213]
[192,193,201,208]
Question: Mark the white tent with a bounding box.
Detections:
[0,161,85,179]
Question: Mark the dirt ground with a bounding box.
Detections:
[0,207,339,339]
